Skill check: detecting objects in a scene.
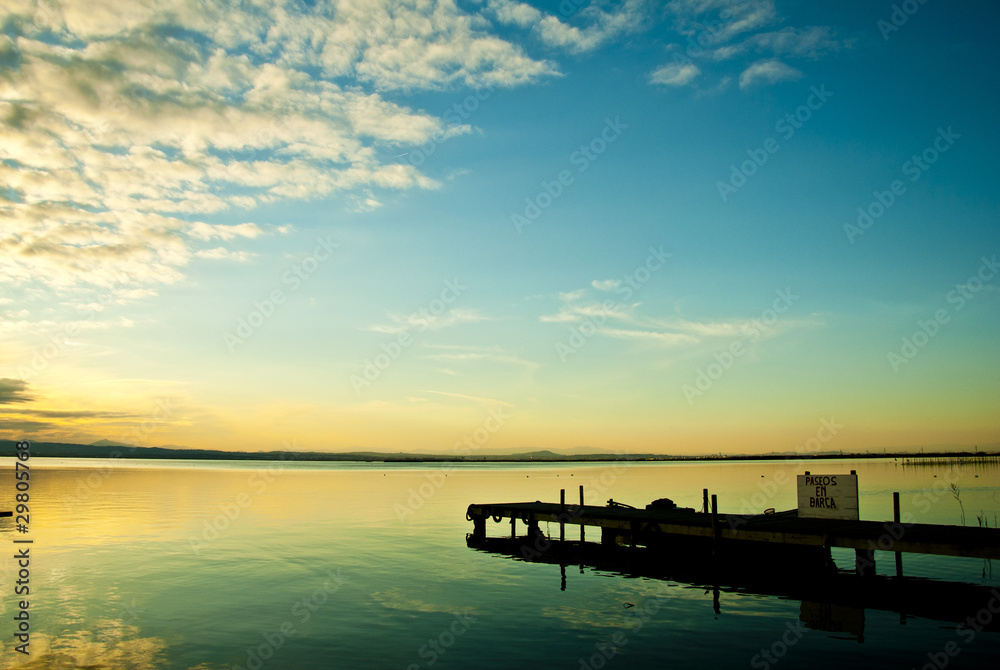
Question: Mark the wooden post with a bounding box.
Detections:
[579,485,585,543]
[472,515,486,542]
[703,488,709,514]
[527,517,543,544]
[560,488,566,542]
[510,515,516,539]
[711,494,720,559]
[893,491,904,578]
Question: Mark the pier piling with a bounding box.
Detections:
[711,494,720,559]
[472,514,486,541]
[893,491,903,578]
[856,548,876,578]
[560,489,566,542]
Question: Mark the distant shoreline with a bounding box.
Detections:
[1,440,998,464]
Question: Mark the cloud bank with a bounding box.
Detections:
[0,0,559,291]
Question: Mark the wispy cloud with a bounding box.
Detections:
[711,27,844,61]
[591,279,622,291]
[652,0,844,92]
[669,0,778,42]
[422,344,538,371]
[489,0,649,54]
[540,300,636,324]
[367,308,492,335]
[194,247,256,262]
[600,328,698,345]
[0,378,34,404]
[420,389,515,407]
[0,408,137,419]
[738,59,803,89]
[649,62,701,87]
[540,285,812,347]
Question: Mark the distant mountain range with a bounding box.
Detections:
[0,439,996,463]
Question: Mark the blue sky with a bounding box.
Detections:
[1,0,998,455]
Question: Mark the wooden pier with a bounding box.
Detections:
[466,492,1000,575]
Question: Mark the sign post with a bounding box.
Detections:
[796,472,859,520]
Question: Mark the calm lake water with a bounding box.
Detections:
[0,457,997,669]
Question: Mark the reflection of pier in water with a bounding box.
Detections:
[467,536,999,642]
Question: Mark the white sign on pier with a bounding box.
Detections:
[796,473,859,520]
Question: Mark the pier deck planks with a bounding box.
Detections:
[466,502,1000,560]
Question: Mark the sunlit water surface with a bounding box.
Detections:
[0,457,997,669]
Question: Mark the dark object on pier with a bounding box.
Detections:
[646,497,697,513]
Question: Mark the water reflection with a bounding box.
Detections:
[468,536,1000,642]
[0,621,166,669]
